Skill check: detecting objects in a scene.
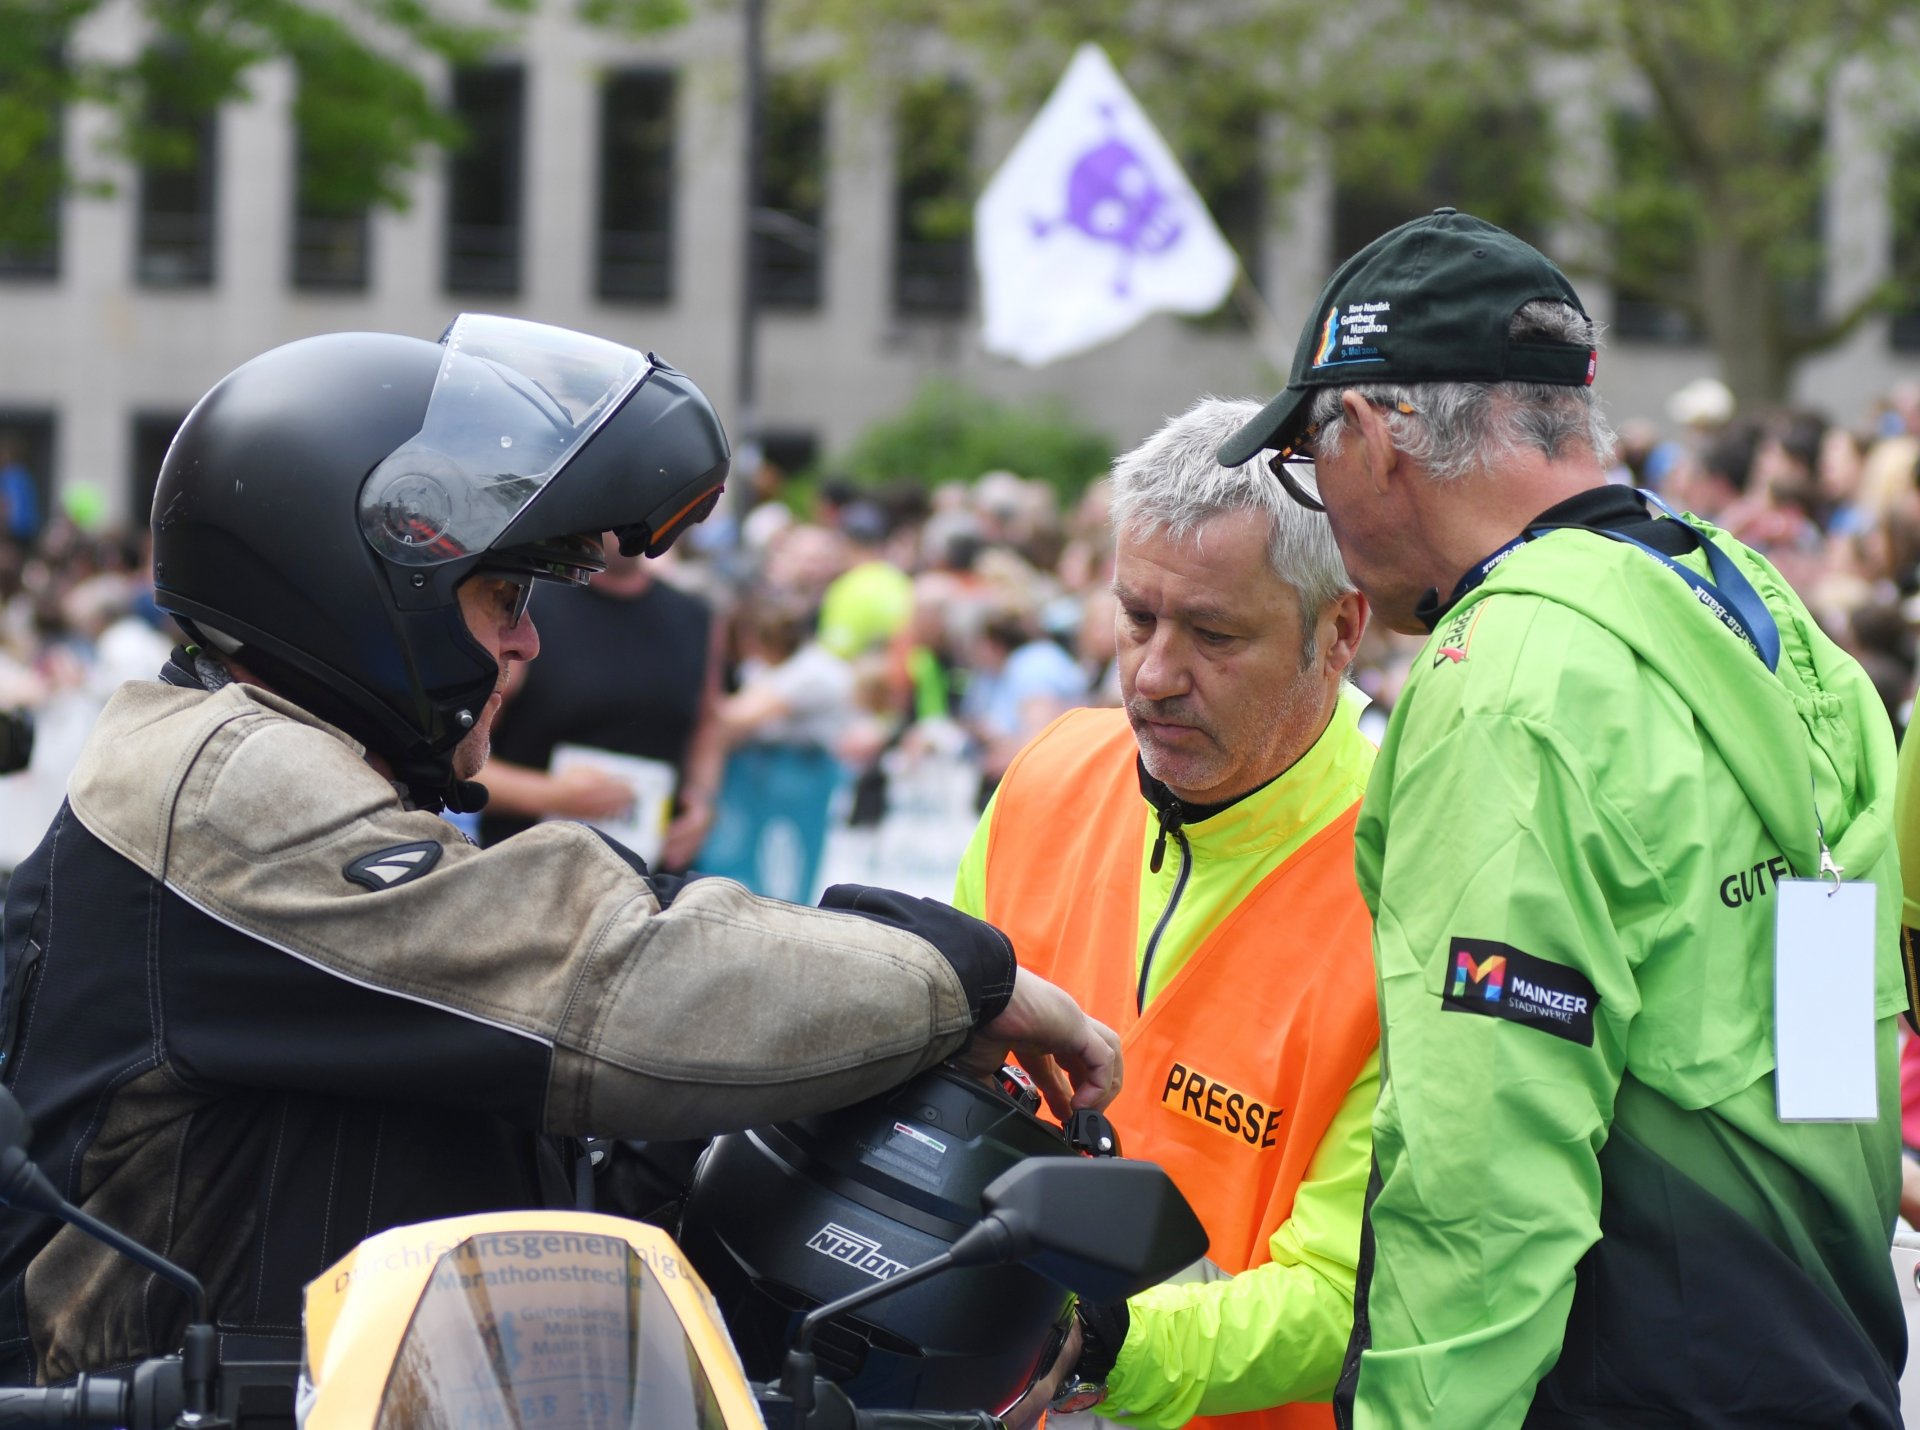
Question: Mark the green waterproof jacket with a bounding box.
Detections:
[1337,510,1907,1430]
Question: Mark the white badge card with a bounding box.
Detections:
[546,744,677,867]
[1774,878,1878,1122]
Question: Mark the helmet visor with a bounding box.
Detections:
[359,314,652,568]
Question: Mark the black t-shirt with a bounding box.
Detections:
[480,578,713,846]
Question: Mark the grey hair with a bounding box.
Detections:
[1308,300,1617,480]
[1109,396,1355,661]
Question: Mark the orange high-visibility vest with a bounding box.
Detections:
[980,711,1377,1430]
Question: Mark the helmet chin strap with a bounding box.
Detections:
[447,779,491,815]
[393,750,490,816]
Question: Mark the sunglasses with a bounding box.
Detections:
[1266,398,1421,513]
[473,568,537,627]
[1269,456,1326,513]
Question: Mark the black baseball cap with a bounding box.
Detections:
[1218,208,1596,468]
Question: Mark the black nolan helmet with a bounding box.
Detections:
[677,1068,1085,1415]
[151,315,728,808]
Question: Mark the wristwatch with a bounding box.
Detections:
[1049,1300,1129,1415]
[1049,1372,1109,1416]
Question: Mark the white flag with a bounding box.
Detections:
[976,44,1240,367]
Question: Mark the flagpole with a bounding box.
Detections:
[1229,263,1293,377]
[733,0,766,512]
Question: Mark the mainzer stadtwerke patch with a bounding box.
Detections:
[1441,937,1599,1046]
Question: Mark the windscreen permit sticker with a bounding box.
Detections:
[891,1121,948,1155]
[859,1121,948,1193]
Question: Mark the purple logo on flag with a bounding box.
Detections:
[1030,106,1183,295]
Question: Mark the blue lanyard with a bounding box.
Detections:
[1445,491,1780,673]
[1578,491,1780,672]
[1457,492,1817,874]
[1433,534,1531,615]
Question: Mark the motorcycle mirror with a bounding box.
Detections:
[780,1156,1207,1420]
[0,1086,25,1153]
[0,1083,221,1416]
[0,1083,31,1159]
[0,1084,60,1218]
[957,1158,1208,1303]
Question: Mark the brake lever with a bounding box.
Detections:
[1063,1109,1120,1157]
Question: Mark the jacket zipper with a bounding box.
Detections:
[1140,802,1192,1012]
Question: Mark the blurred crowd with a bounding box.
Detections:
[10,375,1920,884]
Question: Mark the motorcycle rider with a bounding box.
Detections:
[0,317,1119,1384]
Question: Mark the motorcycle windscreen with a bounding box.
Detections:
[374,1230,731,1430]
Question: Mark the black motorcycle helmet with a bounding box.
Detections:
[676,1068,1081,1415]
[151,314,728,809]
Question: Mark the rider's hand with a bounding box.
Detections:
[1002,1315,1082,1430]
[954,968,1122,1119]
[549,765,637,822]
[660,792,714,870]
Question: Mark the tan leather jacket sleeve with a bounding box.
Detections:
[68,682,979,1138]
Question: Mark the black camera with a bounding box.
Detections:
[0,707,33,775]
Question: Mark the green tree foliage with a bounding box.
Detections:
[0,5,75,263]
[0,0,688,243]
[787,0,1920,405]
[834,379,1113,498]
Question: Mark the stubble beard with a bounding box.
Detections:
[451,664,511,781]
[1128,660,1323,804]
[451,725,490,783]
[1125,696,1226,795]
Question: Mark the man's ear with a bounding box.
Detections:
[1341,391,1399,494]
[1319,589,1370,677]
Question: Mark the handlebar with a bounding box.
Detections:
[856,1413,1005,1430]
[8,1366,1005,1430]
[756,1375,1008,1430]
[0,1381,127,1430]
[0,1358,291,1430]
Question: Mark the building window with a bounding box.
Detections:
[1894,134,1920,353]
[892,76,974,317]
[1608,109,1821,346]
[0,411,55,545]
[1607,109,1706,344]
[596,68,675,304]
[1605,109,1703,344]
[756,73,827,310]
[135,62,218,288]
[1753,117,1824,342]
[445,65,524,295]
[291,195,370,293]
[130,411,187,530]
[290,77,370,292]
[0,50,62,281]
[1331,101,1551,270]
